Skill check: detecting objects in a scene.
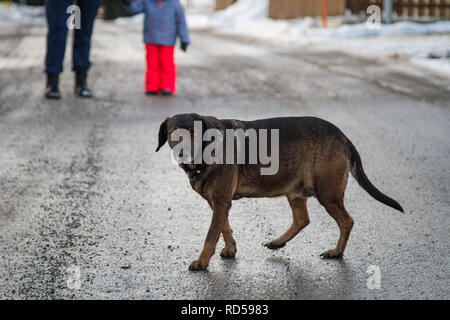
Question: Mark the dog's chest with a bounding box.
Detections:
[190,179,210,200]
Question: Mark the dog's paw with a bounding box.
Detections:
[320,249,343,259]
[220,245,237,259]
[188,260,209,271]
[264,241,286,250]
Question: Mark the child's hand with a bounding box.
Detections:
[180,42,189,52]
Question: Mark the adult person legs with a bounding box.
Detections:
[44,0,100,99]
[44,0,73,99]
[73,0,101,98]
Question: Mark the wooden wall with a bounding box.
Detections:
[348,0,450,19]
[269,0,346,19]
[215,0,237,11]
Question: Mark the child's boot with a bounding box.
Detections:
[160,89,173,96]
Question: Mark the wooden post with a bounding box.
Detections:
[322,0,328,27]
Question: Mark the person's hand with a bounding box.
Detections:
[180,42,189,52]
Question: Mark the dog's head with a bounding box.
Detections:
[155,113,221,171]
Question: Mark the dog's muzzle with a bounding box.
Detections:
[181,164,203,181]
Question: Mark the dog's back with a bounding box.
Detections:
[228,117,351,200]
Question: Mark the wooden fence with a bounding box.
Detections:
[269,0,346,19]
[348,0,450,19]
[215,0,236,11]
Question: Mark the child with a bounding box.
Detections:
[123,0,190,95]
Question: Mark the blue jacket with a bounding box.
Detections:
[125,0,190,46]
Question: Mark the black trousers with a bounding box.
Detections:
[45,0,101,74]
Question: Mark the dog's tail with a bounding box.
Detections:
[346,139,404,212]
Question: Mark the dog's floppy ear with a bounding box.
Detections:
[156,118,169,152]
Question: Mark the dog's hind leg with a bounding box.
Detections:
[318,198,354,259]
[264,196,310,250]
[220,218,237,258]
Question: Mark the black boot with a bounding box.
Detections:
[45,73,61,99]
[75,71,93,98]
[160,89,173,96]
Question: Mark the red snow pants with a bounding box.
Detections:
[145,44,176,93]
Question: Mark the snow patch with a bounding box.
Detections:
[0,3,45,26]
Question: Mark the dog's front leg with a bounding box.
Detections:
[188,201,231,271]
[220,218,237,258]
[207,200,237,259]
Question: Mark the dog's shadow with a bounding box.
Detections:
[191,255,355,299]
[267,256,356,299]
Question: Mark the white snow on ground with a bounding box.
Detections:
[0,3,45,26]
[190,0,450,38]
[188,0,450,76]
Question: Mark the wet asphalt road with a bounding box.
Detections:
[0,22,449,299]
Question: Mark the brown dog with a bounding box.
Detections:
[156,113,403,271]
